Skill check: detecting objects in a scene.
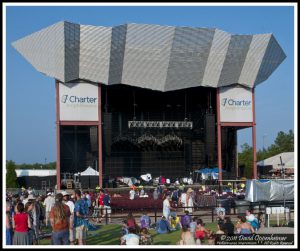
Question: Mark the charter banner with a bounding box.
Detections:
[219,86,253,122]
[59,82,98,121]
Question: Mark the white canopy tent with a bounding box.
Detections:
[257,152,294,171]
[79,167,99,176]
[15,169,57,177]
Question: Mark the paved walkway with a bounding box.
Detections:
[256,227,294,234]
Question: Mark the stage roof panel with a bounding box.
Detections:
[12,21,286,91]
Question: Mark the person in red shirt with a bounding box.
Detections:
[13,203,31,245]
[126,212,139,232]
[50,193,71,245]
[97,189,105,223]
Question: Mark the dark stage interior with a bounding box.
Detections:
[60,85,237,181]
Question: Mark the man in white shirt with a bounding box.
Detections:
[180,189,187,212]
[62,191,75,244]
[43,192,55,227]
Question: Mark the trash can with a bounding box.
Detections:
[235,200,250,215]
[217,198,231,214]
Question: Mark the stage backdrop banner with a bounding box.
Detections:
[59,82,98,121]
[219,86,253,122]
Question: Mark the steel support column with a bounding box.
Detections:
[98,84,103,187]
[56,80,61,190]
[216,88,223,183]
[252,89,257,179]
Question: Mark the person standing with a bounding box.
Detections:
[44,192,55,227]
[73,189,89,245]
[62,191,75,244]
[101,189,112,223]
[25,201,36,245]
[12,203,31,245]
[6,201,13,245]
[28,195,41,243]
[163,194,172,220]
[50,193,71,245]
[186,188,194,213]
[180,188,187,212]
[97,189,105,223]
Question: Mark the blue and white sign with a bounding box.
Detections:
[59,82,98,121]
[219,86,253,122]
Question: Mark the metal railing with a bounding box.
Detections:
[86,201,294,225]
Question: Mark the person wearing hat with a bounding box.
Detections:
[62,191,75,244]
[43,192,55,227]
[50,193,71,245]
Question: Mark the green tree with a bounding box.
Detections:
[6,160,18,188]
[239,129,294,179]
[238,143,253,178]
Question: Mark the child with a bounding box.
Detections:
[189,217,197,237]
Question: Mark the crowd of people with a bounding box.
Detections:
[119,186,262,246]
[119,207,264,246]
[6,183,258,246]
[6,187,112,245]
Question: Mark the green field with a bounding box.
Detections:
[38,223,218,245]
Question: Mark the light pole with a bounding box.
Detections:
[262,134,267,152]
[278,155,287,221]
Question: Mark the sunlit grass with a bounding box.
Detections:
[38,223,218,245]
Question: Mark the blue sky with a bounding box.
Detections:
[5,5,295,164]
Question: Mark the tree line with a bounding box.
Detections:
[6,161,56,188]
[6,130,294,187]
[238,129,294,178]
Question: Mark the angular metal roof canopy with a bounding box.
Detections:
[12,21,286,91]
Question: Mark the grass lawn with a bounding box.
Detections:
[38,223,218,245]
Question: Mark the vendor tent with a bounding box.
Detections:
[80,167,99,176]
[257,152,294,172]
[79,167,99,188]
